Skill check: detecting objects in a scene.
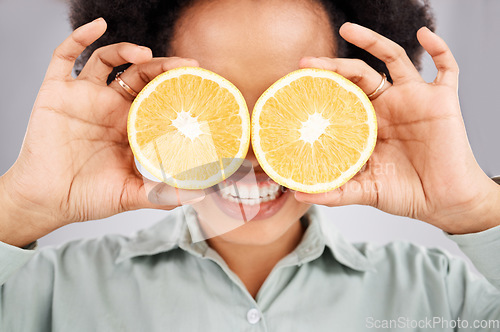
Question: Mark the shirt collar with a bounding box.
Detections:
[312,207,375,272]
[116,206,374,272]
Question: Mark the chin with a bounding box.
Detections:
[191,176,311,245]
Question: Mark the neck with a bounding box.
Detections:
[207,219,305,298]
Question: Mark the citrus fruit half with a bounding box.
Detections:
[251,68,377,193]
[128,67,250,189]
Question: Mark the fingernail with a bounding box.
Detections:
[299,57,319,68]
[92,17,105,24]
[300,56,319,65]
[183,195,206,205]
[293,191,316,204]
[185,58,199,66]
[147,183,205,206]
[301,56,317,62]
[138,46,153,57]
[179,190,206,205]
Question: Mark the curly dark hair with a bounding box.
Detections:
[69,0,435,83]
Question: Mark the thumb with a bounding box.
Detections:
[124,176,206,211]
[294,178,379,208]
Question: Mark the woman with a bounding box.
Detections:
[0,0,499,330]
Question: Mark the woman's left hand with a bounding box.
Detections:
[296,23,500,234]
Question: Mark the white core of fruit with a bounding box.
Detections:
[299,112,330,144]
[172,110,203,140]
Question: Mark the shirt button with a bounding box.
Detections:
[246,308,261,324]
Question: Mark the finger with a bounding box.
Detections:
[339,22,423,83]
[299,57,392,99]
[124,176,206,211]
[109,57,199,101]
[294,177,379,208]
[77,43,153,84]
[417,27,459,88]
[46,18,107,80]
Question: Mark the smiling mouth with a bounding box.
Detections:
[215,180,285,205]
[210,178,289,221]
[200,161,291,221]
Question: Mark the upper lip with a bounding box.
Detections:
[223,171,277,185]
[210,171,280,194]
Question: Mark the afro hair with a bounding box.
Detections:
[69,0,435,83]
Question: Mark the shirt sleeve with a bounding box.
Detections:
[0,240,37,284]
[441,252,500,331]
[0,235,126,331]
[0,240,58,330]
[446,224,500,290]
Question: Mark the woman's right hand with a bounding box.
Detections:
[0,18,204,247]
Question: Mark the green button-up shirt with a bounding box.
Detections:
[1,206,499,331]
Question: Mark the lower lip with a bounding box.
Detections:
[210,185,290,221]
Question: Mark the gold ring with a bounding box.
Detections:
[367,72,387,100]
[114,71,138,98]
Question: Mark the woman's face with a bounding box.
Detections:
[170,0,335,245]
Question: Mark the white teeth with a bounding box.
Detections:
[239,186,250,198]
[217,182,283,205]
[259,183,280,198]
[249,186,259,199]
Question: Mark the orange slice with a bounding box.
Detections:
[128,67,250,189]
[251,68,377,193]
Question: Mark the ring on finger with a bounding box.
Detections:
[367,72,388,100]
[115,71,138,98]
